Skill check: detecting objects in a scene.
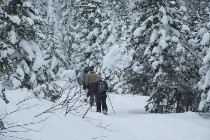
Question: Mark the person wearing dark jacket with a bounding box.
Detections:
[82,69,89,102]
[85,66,98,106]
[95,76,108,114]
[82,69,88,90]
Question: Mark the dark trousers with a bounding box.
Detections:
[89,92,94,106]
[95,92,108,112]
[87,83,97,106]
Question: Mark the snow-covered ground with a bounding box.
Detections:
[0,88,210,140]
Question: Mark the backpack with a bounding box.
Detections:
[98,80,108,93]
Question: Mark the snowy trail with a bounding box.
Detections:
[1,90,210,140]
[84,94,210,140]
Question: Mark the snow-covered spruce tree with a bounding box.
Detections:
[66,0,99,71]
[97,0,136,94]
[1,0,45,89]
[78,0,106,68]
[0,42,11,78]
[197,26,210,112]
[125,0,160,96]
[0,0,16,74]
[106,0,132,24]
[127,0,199,113]
[0,0,61,101]
[71,0,132,94]
[57,0,89,73]
[0,5,12,78]
[185,0,209,32]
[100,20,133,94]
[31,0,71,76]
[70,1,117,73]
[196,1,210,112]
[40,0,69,80]
[59,0,77,58]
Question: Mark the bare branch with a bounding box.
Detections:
[35,79,85,118]
[0,95,49,140]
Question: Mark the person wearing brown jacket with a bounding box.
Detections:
[85,66,98,106]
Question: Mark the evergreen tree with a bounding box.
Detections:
[0,0,61,101]
[70,1,116,71]
[42,0,69,80]
[0,0,45,89]
[197,26,210,112]
[127,0,199,113]
[196,0,210,112]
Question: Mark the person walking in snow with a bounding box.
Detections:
[82,68,88,90]
[95,76,108,114]
[85,66,98,106]
[81,68,89,102]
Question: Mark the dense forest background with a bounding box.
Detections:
[0,0,210,115]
